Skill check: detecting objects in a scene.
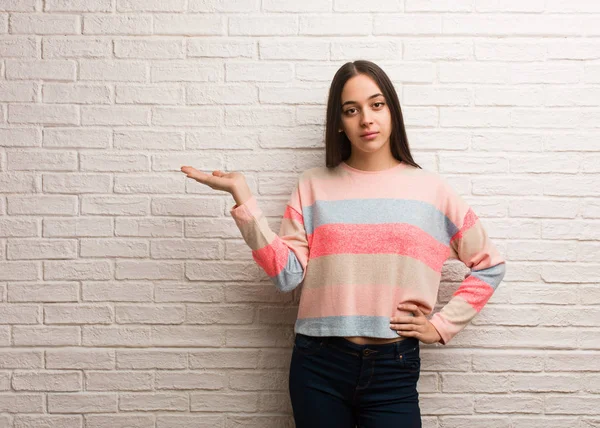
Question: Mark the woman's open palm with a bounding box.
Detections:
[180,165,245,195]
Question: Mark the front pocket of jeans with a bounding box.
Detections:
[397,346,420,372]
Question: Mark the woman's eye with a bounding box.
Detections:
[344,102,385,115]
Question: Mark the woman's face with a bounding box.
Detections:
[339,74,393,158]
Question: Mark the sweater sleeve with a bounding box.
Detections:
[429,178,507,345]
[229,180,310,293]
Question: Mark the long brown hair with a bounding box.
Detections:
[325,60,421,170]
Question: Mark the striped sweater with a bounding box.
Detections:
[229,161,506,345]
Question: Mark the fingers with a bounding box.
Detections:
[397,303,423,317]
[394,330,421,340]
[181,166,212,185]
[181,166,224,185]
[390,316,425,325]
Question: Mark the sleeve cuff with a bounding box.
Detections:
[429,315,451,345]
[229,195,260,222]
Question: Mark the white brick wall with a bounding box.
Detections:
[0,1,599,426]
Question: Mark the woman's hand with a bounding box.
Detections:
[180,165,251,205]
[389,303,442,344]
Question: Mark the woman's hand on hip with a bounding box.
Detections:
[389,303,442,345]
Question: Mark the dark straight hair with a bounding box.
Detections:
[324,60,421,170]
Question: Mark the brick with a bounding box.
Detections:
[13,326,80,346]
[189,0,259,12]
[85,415,154,428]
[82,281,153,302]
[44,304,113,324]
[43,128,110,148]
[80,238,149,258]
[0,172,36,192]
[0,394,44,412]
[0,82,37,102]
[14,415,83,428]
[6,60,76,81]
[114,174,183,194]
[154,14,224,36]
[81,106,149,126]
[45,0,112,12]
[42,174,111,193]
[82,326,151,347]
[79,60,147,81]
[81,196,149,216]
[187,304,254,325]
[187,39,254,58]
[299,14,369,36]
[8,239,77,260]
[0,304,40,323]
[115,38,183,59]
[12,371,81,391]
[43,218,113,238]
[116,261,183,280]
[155,371,226,390]
[117,350,187,370]
[48,393,117,413]
[117,218,182,237]
[10,14,80,35]
[156,415,224,428]
[150,239,219,259]
[44,260,112,281]
[46,348,114,369]
[0,127,39,147]
[115,85,183,105]
[8,150,77,171]
[83,15,152,35]
[80,153,149,172]
[119,392,188,411]
[151,61,223,82]
[117,0,185,12]
[86,371,152,391]
[190,392,257,412]
[0,262,40,280]
[0,350,43,369]
[0,0,36,11]
[116,305,185,324]
[43,83,111,104]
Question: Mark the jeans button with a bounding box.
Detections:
[363,349,373,356]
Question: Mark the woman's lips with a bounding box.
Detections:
[361,132,379,140]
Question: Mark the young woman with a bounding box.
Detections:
[181,60,506,428]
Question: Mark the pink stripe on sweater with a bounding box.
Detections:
[450,207,478,243]
[251,205,305,277]
[252,237,288,277]
[283,204,303,224]
[453,277,494,312]
[308,223,450,272]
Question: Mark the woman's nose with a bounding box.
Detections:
[361,112,373,125]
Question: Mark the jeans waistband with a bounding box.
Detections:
[296,333,419,355]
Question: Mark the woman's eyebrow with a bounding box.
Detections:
[341,93,384,107]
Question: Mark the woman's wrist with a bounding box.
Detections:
[232,184,252,206]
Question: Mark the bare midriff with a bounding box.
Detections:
[343,336,406,345]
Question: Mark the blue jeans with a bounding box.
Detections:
[289,333,422,428]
